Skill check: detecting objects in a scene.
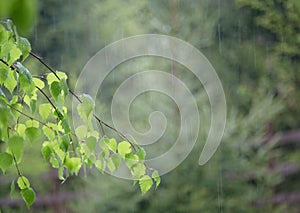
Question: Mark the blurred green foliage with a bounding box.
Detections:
[0,0,38,35]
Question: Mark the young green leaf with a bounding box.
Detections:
[4,70,17,94]
[105,138,117,153]
[64,157,82,174]
[136,146,146,161]
[118,141,131,157]
[21,188,35,208]
[124,153,139,168]
[107,158,116,172]
[10,179,15,196]
[8,136,24,160]
[86,136,97,152]
[46,71,68,85]
[41,143,52,161]
[152,170,161,189]
[131,163,146,179]
[50,81,61,101]
[60,78,69,96]
[77,94,94,125]
[99,138,110,157]
[17,176,30,189]
[75,125,88,141]
[17,37,31,60]
[50,156,59,168]
[95,158,105,173]
[39,103,52,120]
[0,152,13,173]
[111,154,121,170]
[61,118,70,134]
[25,127,41,143]
[15,62,33,87]
[32,78,44,89]
[42,126,55,141]
[8,46,22,65]
[139,175,153,194]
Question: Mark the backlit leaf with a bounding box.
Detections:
[17,176,30,189]
[21,188,35,208]
[105,138,117,153]
[139,175,153,194]
[0,152,13,173]
[50,81,61,101]
[86,136,97,152]
[17,37,31,60]
[4,70,17,94]
[64,157,82,174]
[77,94,94,125]
[25,127,40,143]
[39,103,52,120]
[33,78,44,89]
[8,136,24,160]
[118,141,131,157]
[75,125,88,141]
[152,170,161,189]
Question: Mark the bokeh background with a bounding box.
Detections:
[0,0,300,212]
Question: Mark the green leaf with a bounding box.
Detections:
[61,118,70,134]
[8,136,24,160]
[17,37,31,60]
[75,125,88,141]
[111,154,121,169]
[33,78,44,89]
[136,146,146,160]
[132,163,146,179]
[95,158,105,173]
[64,157,82,174]
[50,156,59,168]
[60,134,69,152]
[17,176,30,189]
[0,152,13,173]
[42,126,55,141]
[99,138,110,157]
[105,138,117,153]
[15,124,26,138]
[46,73,58,85]
[139,175,153,194]
[77,94,95,125]
[86,136,97,152]
[15,62,33,87]
[56,71,68,79]
[25,120,39,128]
[152,170,161,189]
[10,179,15,196]
[118,141,132,157]
[39,103,52,120]
[41,143,52,161]
[46,71,68,86]
[0,62,9,84]
[4,70,17,94]
[50,81,61,101]
[60,78,69,96]
[25,127,40,143]
[30,99,37,113]
[124,153,139,168]
[10,103,22,120]
[21,188,35,208]
[107,158,116,172]
[8,46,22,65]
